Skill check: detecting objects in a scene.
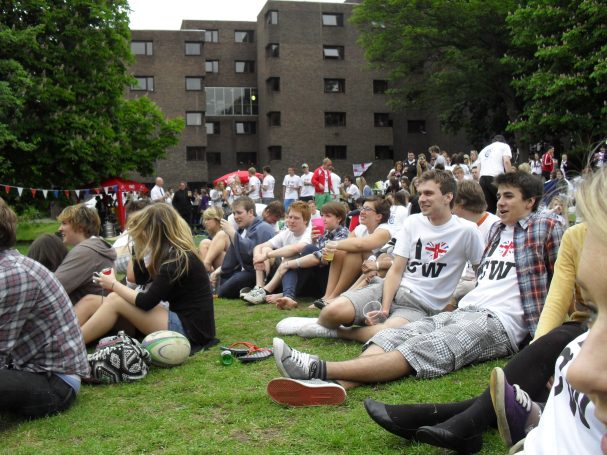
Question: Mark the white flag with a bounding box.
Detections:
[353,162,373,177]
[17,187,23,196]
[42,189,48,199]
[75,189,80,197]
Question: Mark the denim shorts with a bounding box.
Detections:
[168,311,187,337]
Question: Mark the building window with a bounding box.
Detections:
[407,120,427,134]
[322,13,344,26]
[375,145,394,160]
[373,79,388,94]
[235,60,255,73]
[235,121,257,134]
[323,46,344,60]
[207,152,221,165]
[266,10,279,25]
[324,78,345,93]
[325,145,347,160]
[234,30,255,43]
[131,76,154,91]
[185,76,204,91]
[268,111,281,126]
[268,146,282,161]
[236,152,257,166]
[205,121,220,135]
[266,43,280,58]
[185,41,202,55]
[374,113,392,127]
[186,112,203,126]
[205,87,258,116]
[267,77,280,92]
[205,60,219,73]
[205,30,218,43]
[131,41,153,56]
[325,112,346,127]
[186,146,205,161]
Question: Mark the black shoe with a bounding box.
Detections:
[416,426,482,454]
[363,399,418,440]
[313,298,327,310]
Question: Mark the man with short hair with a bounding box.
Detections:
[541,146,555,181]
[55,204,116,303]
[282,167,302,210]
[404,151,417,181]
[471,165,480,182]
[330,166,341,202]
[267,172,562,407]
[299,163,315,202]
[172,181,192,225]
[311,158,333,209]
[261,166,276,204]
[0,198,89,419]
[429,145,445,169]
[290,170,484,343]
[478,134,512,213]
[150,176,169,202]
[212,197,276,298]
[246,167,261,203]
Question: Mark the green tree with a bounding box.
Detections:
[351,0,520,147]
[505,0,607,152]
[0,0,183,189]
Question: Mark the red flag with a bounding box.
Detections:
[31,188,37,198]
[64,190,70,198]
[4,186,9,194]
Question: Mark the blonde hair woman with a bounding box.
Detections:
[199,206,229,273]
[80,204,217,350]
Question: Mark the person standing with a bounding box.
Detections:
[261,166,276,204]
[541,146,555,181]
[330,167,341,202]
[299,163,315,202]
[172,181,192,226]
[312,158,333,209]
[429,145,445,169]
[403,152,417,181]
[283,167,302,210]
[150,176,169,203]
[246,167,261,203]
[478,134,512,214]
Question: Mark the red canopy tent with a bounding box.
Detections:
[213,170,262,186]
[100,178,149,230]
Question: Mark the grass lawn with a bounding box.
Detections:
[0,298,510,454]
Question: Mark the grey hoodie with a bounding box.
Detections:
[55,236,116,304]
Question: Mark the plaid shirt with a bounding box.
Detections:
[0,249,90,376]
[313,225,350,261]
[483,212,563,337]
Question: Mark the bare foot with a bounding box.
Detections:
[276,296,298,310]
[266,293,283,303]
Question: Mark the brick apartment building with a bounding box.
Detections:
[127,0,469,189]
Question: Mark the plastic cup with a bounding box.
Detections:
[323,249,335,262]
[221,350,233,366]
[311,218,325,235]
[101,267,112,275]
[363,300,387,325]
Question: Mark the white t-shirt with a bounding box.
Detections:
[247,175,261,200]
[387,205,408,236]
[300,171,315,198]
[393,214,484,309]
[522,332,603,455]
[478,141,512,177]
[269,228,312,259]
[345,184,360,203]
[459,225,527,346]
[262,175,275,199]
[331,173,341,197]
[354,222,394,255]
[461,212,501,280]
[150,185,165,202]
[283,174,301,200]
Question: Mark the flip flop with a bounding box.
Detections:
[220,341,258,357]
[239,346,273,363]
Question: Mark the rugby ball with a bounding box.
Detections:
[141,330,191,368]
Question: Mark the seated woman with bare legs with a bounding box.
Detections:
[198,206,228,273]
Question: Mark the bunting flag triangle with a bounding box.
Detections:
[4,185,9,194]
[31,188,37,198]
[17,187,23,196]
[42,189,48,199]
[54,190,60,198]
[104,186,110,194]
[75,189,80,197]
[64,190,70,198]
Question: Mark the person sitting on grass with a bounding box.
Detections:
[268,202,350,310]
[111,198,153,274]
[266,171,562,407]
[27,233,68,272]
[80,203,217,351]
[210,197,276,299]
[312,196,392,308]
[54,203,116,304]
[278,170,484,341]
[198,206,227,273]
[241,201,312,305]
[0,197,89,419]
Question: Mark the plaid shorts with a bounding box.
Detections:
[367,307,516,379]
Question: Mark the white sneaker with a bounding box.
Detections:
[276,317,318,335]
[297,322,338,339]
[267,378,346,406]
[239,287,252,299]
[243,286,267,305]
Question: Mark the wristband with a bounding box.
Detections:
[296,258,301,268]
[111,281,115,290]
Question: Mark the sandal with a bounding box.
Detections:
[239,346,273,363]
[219,341,258,357]
[313,298,328,310]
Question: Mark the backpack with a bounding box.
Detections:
[88,331,152,384]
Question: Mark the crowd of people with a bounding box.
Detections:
[2,139,607,455]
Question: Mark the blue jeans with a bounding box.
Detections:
[281,244,329,299]
[0,370,76,419]
[218,270,256,298]
[284,199,296,211]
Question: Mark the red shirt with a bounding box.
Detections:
[541,153,554,172]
